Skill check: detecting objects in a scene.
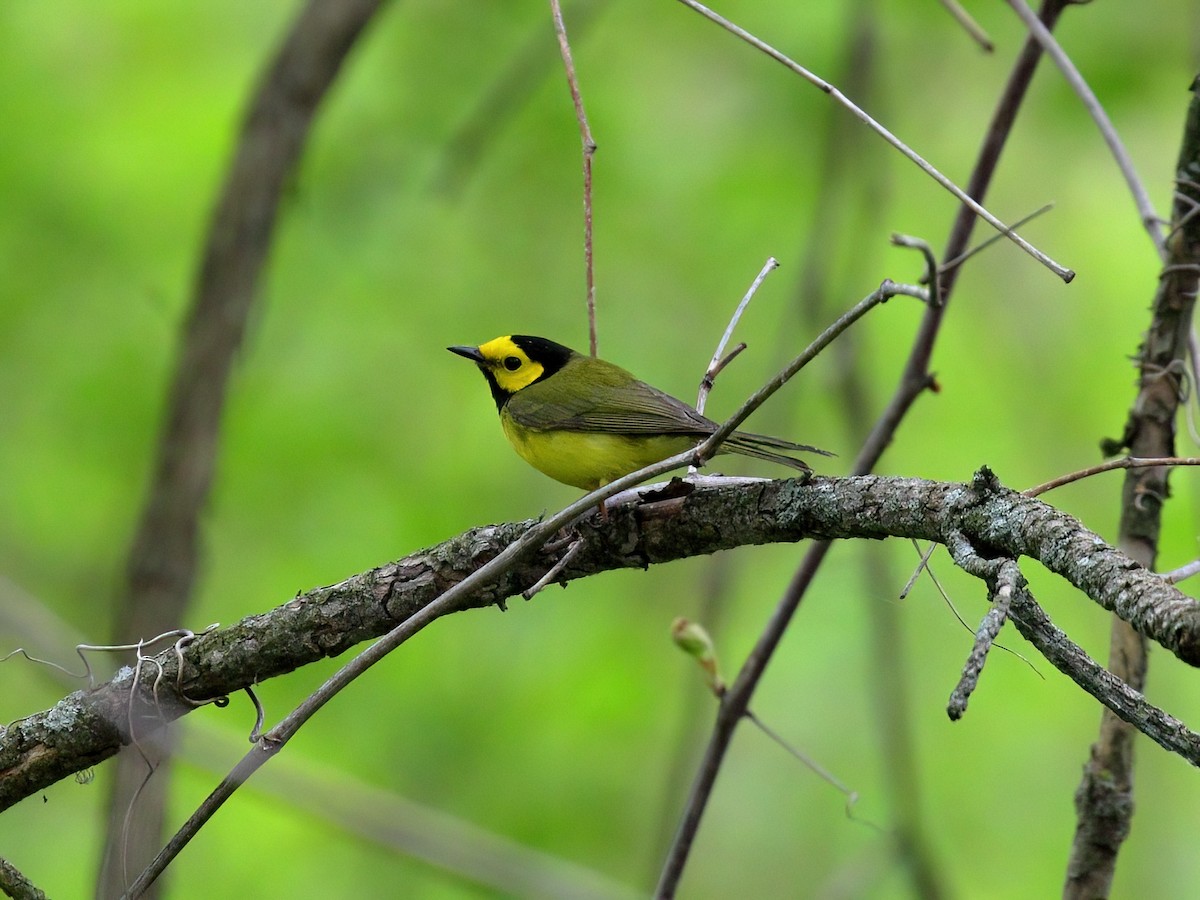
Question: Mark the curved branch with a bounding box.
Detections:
[3,472,1199,812]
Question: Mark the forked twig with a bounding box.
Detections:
[943,535,1020,719]
[696,257,780,414]
[522,536,585,599]
[695,280,929,468]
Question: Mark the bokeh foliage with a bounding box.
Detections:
[2,2,1199,897]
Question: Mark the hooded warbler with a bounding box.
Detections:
[449,334,831,491]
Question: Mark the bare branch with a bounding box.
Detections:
[936,0,994,51]
[8,473,1200,818]
[1024,456,1200,497]
[674,0,1074,282]
[696,257,779,414]
[0,855,46,900]
[943,535,1020,719]
[550,0,599,356]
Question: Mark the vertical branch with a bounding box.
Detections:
[1066,77,1200,899]
[550,0,599,356]
[96,2,383,897]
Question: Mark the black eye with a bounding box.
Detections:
[503,356,522,371]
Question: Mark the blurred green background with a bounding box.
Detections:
[2,1,1199,897]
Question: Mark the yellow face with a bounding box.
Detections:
[475,336,545,393]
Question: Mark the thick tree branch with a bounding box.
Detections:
[0,855,45,900]
[4,473,1200,813]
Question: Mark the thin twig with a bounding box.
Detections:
[904,540,1043,678]
[697,257,779,413]
[550,0,599,356]
[693,255,778,489]
[695,281,928,466]
[675,0,1074,282]
[742,709,877,827]
[898,540,937,601]
[937,203,1054,276]
[1004,0,1167,259]
[936,0,994,51]
[890,234,941,307]
[703,343,746,396]
[1163,559,1200,584]
[1023,456,1200,498]
[522,537,585,599]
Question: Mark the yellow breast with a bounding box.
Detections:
[500,413,695,490]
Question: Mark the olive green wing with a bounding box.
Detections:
[507,358,715,436]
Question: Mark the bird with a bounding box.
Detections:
[448,334,831,492]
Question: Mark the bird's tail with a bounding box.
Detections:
[723,431,834,473]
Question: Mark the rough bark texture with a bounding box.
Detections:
[4,473,1199,813]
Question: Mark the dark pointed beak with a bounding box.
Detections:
[447,345,485,363]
